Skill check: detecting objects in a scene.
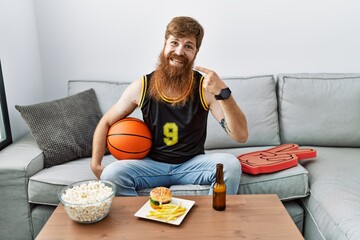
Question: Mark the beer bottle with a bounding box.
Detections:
[213,163,226,211]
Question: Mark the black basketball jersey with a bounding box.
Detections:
[139,71,209,164]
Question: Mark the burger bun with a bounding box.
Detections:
[150,187,172,209]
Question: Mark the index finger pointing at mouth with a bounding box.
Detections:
[194,66,211,74]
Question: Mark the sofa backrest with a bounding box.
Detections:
[277,73,360,147]
[69,74,360,149]
[68,80,143,119]
[68,76,281,150]
[205,75,280,149]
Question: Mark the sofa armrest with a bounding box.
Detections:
[0,133,44,174]
[0,133,44,240]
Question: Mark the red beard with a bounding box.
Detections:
[149,51,195,106]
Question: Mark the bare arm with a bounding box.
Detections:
[91,79,142,178]
[194,66,248,143]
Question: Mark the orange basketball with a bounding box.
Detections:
[107,117,152,160]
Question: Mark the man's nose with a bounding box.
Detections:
[175,46,185,56]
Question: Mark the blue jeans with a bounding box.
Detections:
[101,153,241,196]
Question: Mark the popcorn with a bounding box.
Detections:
[60,180,115,223]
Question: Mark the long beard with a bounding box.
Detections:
[149,51,195,106]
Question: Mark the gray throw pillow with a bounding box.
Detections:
[16,88,102,168]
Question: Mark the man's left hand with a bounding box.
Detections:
[194,66,227,96]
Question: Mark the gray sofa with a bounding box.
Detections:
[1,73,359,240]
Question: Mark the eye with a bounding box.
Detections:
[170,41,178,47]
[186,44,195,51]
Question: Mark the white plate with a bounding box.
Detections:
[134,197,195,225]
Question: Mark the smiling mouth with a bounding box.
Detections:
[167,52,188,67]
[171,58,184,65]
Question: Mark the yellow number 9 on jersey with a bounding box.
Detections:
[163,122,178,146]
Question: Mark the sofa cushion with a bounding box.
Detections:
[301,147,360,240]
[28,155,117,205]
[29,147,309,206]
[207,147,309,201]
[205,75,280,149]
[277,73,360,146]
[15,89,102,168]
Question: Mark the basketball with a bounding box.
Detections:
[107,117,152,160]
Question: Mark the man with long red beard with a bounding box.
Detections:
[91,16,248,196]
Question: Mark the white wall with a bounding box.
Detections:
[34,0,360,102]
[1,0,360,141]
[0,0,44,141]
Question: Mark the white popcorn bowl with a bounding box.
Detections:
[58,180,116,224]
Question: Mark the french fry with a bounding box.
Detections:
[146,202,187,222]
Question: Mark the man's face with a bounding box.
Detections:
[163,35,197,68]
[149,34,198,105]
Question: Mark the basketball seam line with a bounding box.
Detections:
[107,141,151,154]
[107,133,152,141]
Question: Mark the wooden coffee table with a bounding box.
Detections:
[36,194,303,240]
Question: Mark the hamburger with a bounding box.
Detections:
[149,187,172,209]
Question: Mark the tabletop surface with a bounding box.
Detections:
[36,194,304,240]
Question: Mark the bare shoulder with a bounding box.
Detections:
[104,77,144,121]
[128,78,143,91]
[131,77,143,87]
[123,77,144,105]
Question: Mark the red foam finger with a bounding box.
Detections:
[237,144,316,175]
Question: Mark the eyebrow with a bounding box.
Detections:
[170,37,196,46]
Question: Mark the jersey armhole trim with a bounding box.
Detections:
[199,75,209,111]
[139,75,147,109]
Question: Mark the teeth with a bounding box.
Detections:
[172,59,183,63]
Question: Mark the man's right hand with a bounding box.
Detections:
[91,163,104,179]
[90,78,142,180]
